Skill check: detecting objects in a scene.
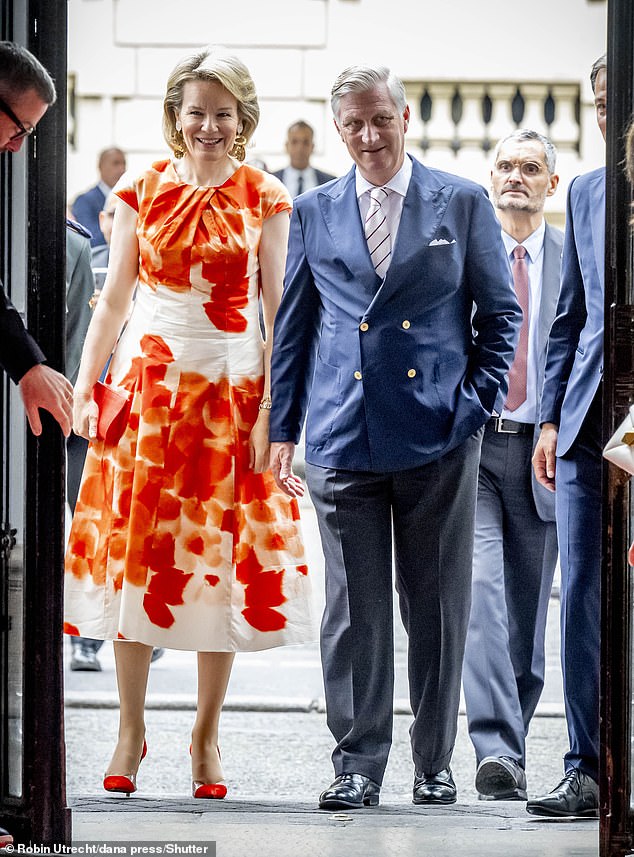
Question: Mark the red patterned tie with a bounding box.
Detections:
[506,245,529,412]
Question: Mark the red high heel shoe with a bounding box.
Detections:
[103,739,147,795]
[190,743,227,800]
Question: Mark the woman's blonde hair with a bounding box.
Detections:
[162,48,259,156]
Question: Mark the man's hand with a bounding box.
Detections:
[18,364,73,437]
[532,422,558,492]
[269,441,304,498]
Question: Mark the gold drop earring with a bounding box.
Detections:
[173,120,185,159]
[230,132,247,162]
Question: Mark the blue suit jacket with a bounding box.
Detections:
[539,168,605,456]
[71,184,106,247]
[270,157,521,472]
[530,223,564,521]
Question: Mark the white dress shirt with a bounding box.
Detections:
[355,155,413,272]
[501,220,546,424]
[283,166,321,197]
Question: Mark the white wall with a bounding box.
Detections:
[67,0,608,221]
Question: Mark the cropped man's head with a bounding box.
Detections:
[0,41,56,153]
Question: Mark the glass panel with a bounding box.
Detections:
[3,142,29,800]
[6,384,25,797]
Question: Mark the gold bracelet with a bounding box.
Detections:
[258,396,272,410]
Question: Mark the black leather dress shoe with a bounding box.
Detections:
[70,647,102,671]
[319,773,380,809]
[413,767,457,805]
[526,769,599,817]
[475,756,527,801]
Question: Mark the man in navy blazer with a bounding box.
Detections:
[273,120,335,197]
[0,41,73,439]
[71,146,126,247]
[269,64,520,810]
[463,130,562,802]
[529,54,607,818]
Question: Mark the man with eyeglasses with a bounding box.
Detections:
[0,41,73,848]
[0,41,73,442]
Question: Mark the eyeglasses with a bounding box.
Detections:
[0,96,34,141]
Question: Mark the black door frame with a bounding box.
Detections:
[0,0,70,844]
[601,1,634,855]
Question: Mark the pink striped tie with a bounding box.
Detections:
[506,244,529,411]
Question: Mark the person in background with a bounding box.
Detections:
[71,147,126,247]
[273,120,335,197]
[462,129,562,802]
[90,191,117,289]
[0,38,75,851]
[64,47,314,799]
[269,63,519,810]
[529,53,607,818]
[65,218,104,672]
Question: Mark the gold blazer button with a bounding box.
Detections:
[407,368,416,378]
[354,371,363,380]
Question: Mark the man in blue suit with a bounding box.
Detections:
[529,54,607,818]
[269,64,520,810]
[71,146,126,247]
[463,130,562,802]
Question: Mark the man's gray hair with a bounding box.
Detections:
[590,53,607,94]
[493,129,557,175]
[331,65,406,119]
[0,40,56,104]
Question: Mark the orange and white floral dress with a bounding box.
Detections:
[64,159,314,652]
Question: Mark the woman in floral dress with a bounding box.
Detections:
[65,48,313,798]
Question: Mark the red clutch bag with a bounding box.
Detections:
[92,381,132,442]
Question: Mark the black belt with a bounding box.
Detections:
[487,417,534,435]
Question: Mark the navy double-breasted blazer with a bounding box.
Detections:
[270,156,521,472]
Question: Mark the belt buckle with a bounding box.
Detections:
[496,418,521,434]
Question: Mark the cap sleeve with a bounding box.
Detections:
[261,174,292,220]
[113,170,140,212]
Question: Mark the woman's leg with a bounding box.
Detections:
[191,652,235,783]
[105,641,153,776]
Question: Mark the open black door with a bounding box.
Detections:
[601,1,634,855]
[0,0,70,844]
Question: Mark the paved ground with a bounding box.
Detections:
[62,498,602,856]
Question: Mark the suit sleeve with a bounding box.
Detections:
[0,280,46,383]
[465,188,521,413]
[539,177,586,427]
[269,203,321,443]
[65,232,95,385]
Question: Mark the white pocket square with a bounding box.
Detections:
[429,238,456,246]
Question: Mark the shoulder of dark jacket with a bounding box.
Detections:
[66,218,93,240]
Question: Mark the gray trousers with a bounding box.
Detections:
[462,426,557,768]
[306,431,482,785]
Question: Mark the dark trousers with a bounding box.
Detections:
[67,431,103,655]
[556,396,602,782]
[306,431,482,784]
